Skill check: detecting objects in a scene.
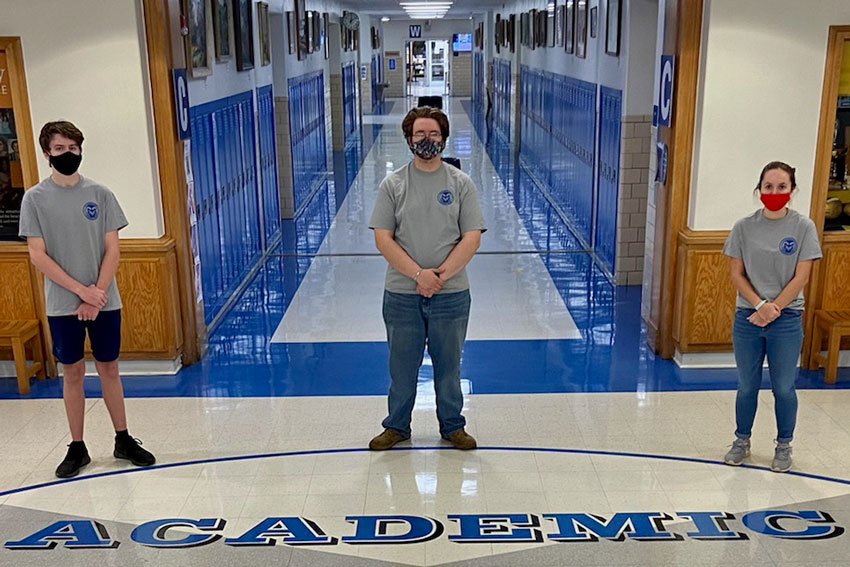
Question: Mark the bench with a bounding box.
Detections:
[0,320,46,394]
[810,310,850,384]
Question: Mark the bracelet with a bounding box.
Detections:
[754,299,767,310]
[413,269,422,282]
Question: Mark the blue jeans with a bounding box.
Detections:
[732,308,803,443]
[381,290,471,438]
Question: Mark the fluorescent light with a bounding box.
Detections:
[381,16,390,21]
[400,2,453,5]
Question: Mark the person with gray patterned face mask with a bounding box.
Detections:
[368,106,487,451]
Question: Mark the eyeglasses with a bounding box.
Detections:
[411,132,442,142]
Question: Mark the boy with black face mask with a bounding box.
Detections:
[19,121,155,478]
[368,107,487,451]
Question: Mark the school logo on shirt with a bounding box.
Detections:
[83,202,99,221]
[780,237,797,256]
[437,190,454,206]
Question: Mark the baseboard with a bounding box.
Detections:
[0,356,183,378]
[674,349,848,369]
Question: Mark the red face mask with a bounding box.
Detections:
[760,192,791,212]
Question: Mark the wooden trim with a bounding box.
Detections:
[0,37,39,189]
[0,38,53,373]
[657,0,704,358]
[802,26,850,367]
[142,0,206,363]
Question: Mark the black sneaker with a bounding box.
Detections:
[56,442,91,478]
[114,435,156,467]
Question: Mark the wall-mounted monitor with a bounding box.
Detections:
[452,33,472,52]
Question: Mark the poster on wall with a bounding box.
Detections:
[547,1,556,48]
[509,14,516,52]
[565,0,575,54]
[212,0,232,61]
[185,0,212,77]
[529,10,536,50]
[232,0,254,71]
[576,0,588,58]
[0,54,24,240]
[258,3,271,66]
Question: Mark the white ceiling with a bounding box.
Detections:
[339,0,512,19]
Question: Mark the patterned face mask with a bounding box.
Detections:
[410,137,445,160]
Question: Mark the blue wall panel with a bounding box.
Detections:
[519,66,597,247]
[190,91,266,324]
[257,85,281,245]
[342,62,358,144]
[288,70,327,213]
[492,58,511,142]
[595,87,622,275]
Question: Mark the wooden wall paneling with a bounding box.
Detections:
[114,239,180,357]
[802,27,850,366]
[820,242,850,311]
[142,0,206,364]
[674,230,736,351]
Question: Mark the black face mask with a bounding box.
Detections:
[49,151,82,176]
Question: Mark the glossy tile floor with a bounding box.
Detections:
[1,98,849,566]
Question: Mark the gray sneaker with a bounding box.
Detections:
[771,442,793,473]
[724,437,751,465]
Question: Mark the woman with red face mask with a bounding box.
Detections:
[721,162,822,472]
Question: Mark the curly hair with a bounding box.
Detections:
[401,106,450,140]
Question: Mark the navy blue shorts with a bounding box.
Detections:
[47,309,122,364]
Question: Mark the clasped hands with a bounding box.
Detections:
[416,267,447,298]
[73,284,107,321]
[748,301,780,327]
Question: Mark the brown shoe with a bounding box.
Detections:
[444,428,477,450]
[369,429,410,451]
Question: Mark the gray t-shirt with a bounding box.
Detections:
[722,208,822,310]
[369,161,487,294]
[18,176,128,316]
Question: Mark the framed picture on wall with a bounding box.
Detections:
[537,9,547,48]
[547,2,556,48]
[305,11,313,54]
[212,0,231,61]
[529,10,536,49]
[495,14,501,53]
[257,3,271,66]
[184,0,211,77]
[576,0,588,58]
[555,5,565,47]
[521,12,529,46]
[312,11,321,53]
[294,0,307,60]
[509,14,516,52]
[232,0,254,71]
[590,6,598,38]
[606,0,621,55]
[323,13,330,59]
[565,0,575,54]
[286,12,295,54]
